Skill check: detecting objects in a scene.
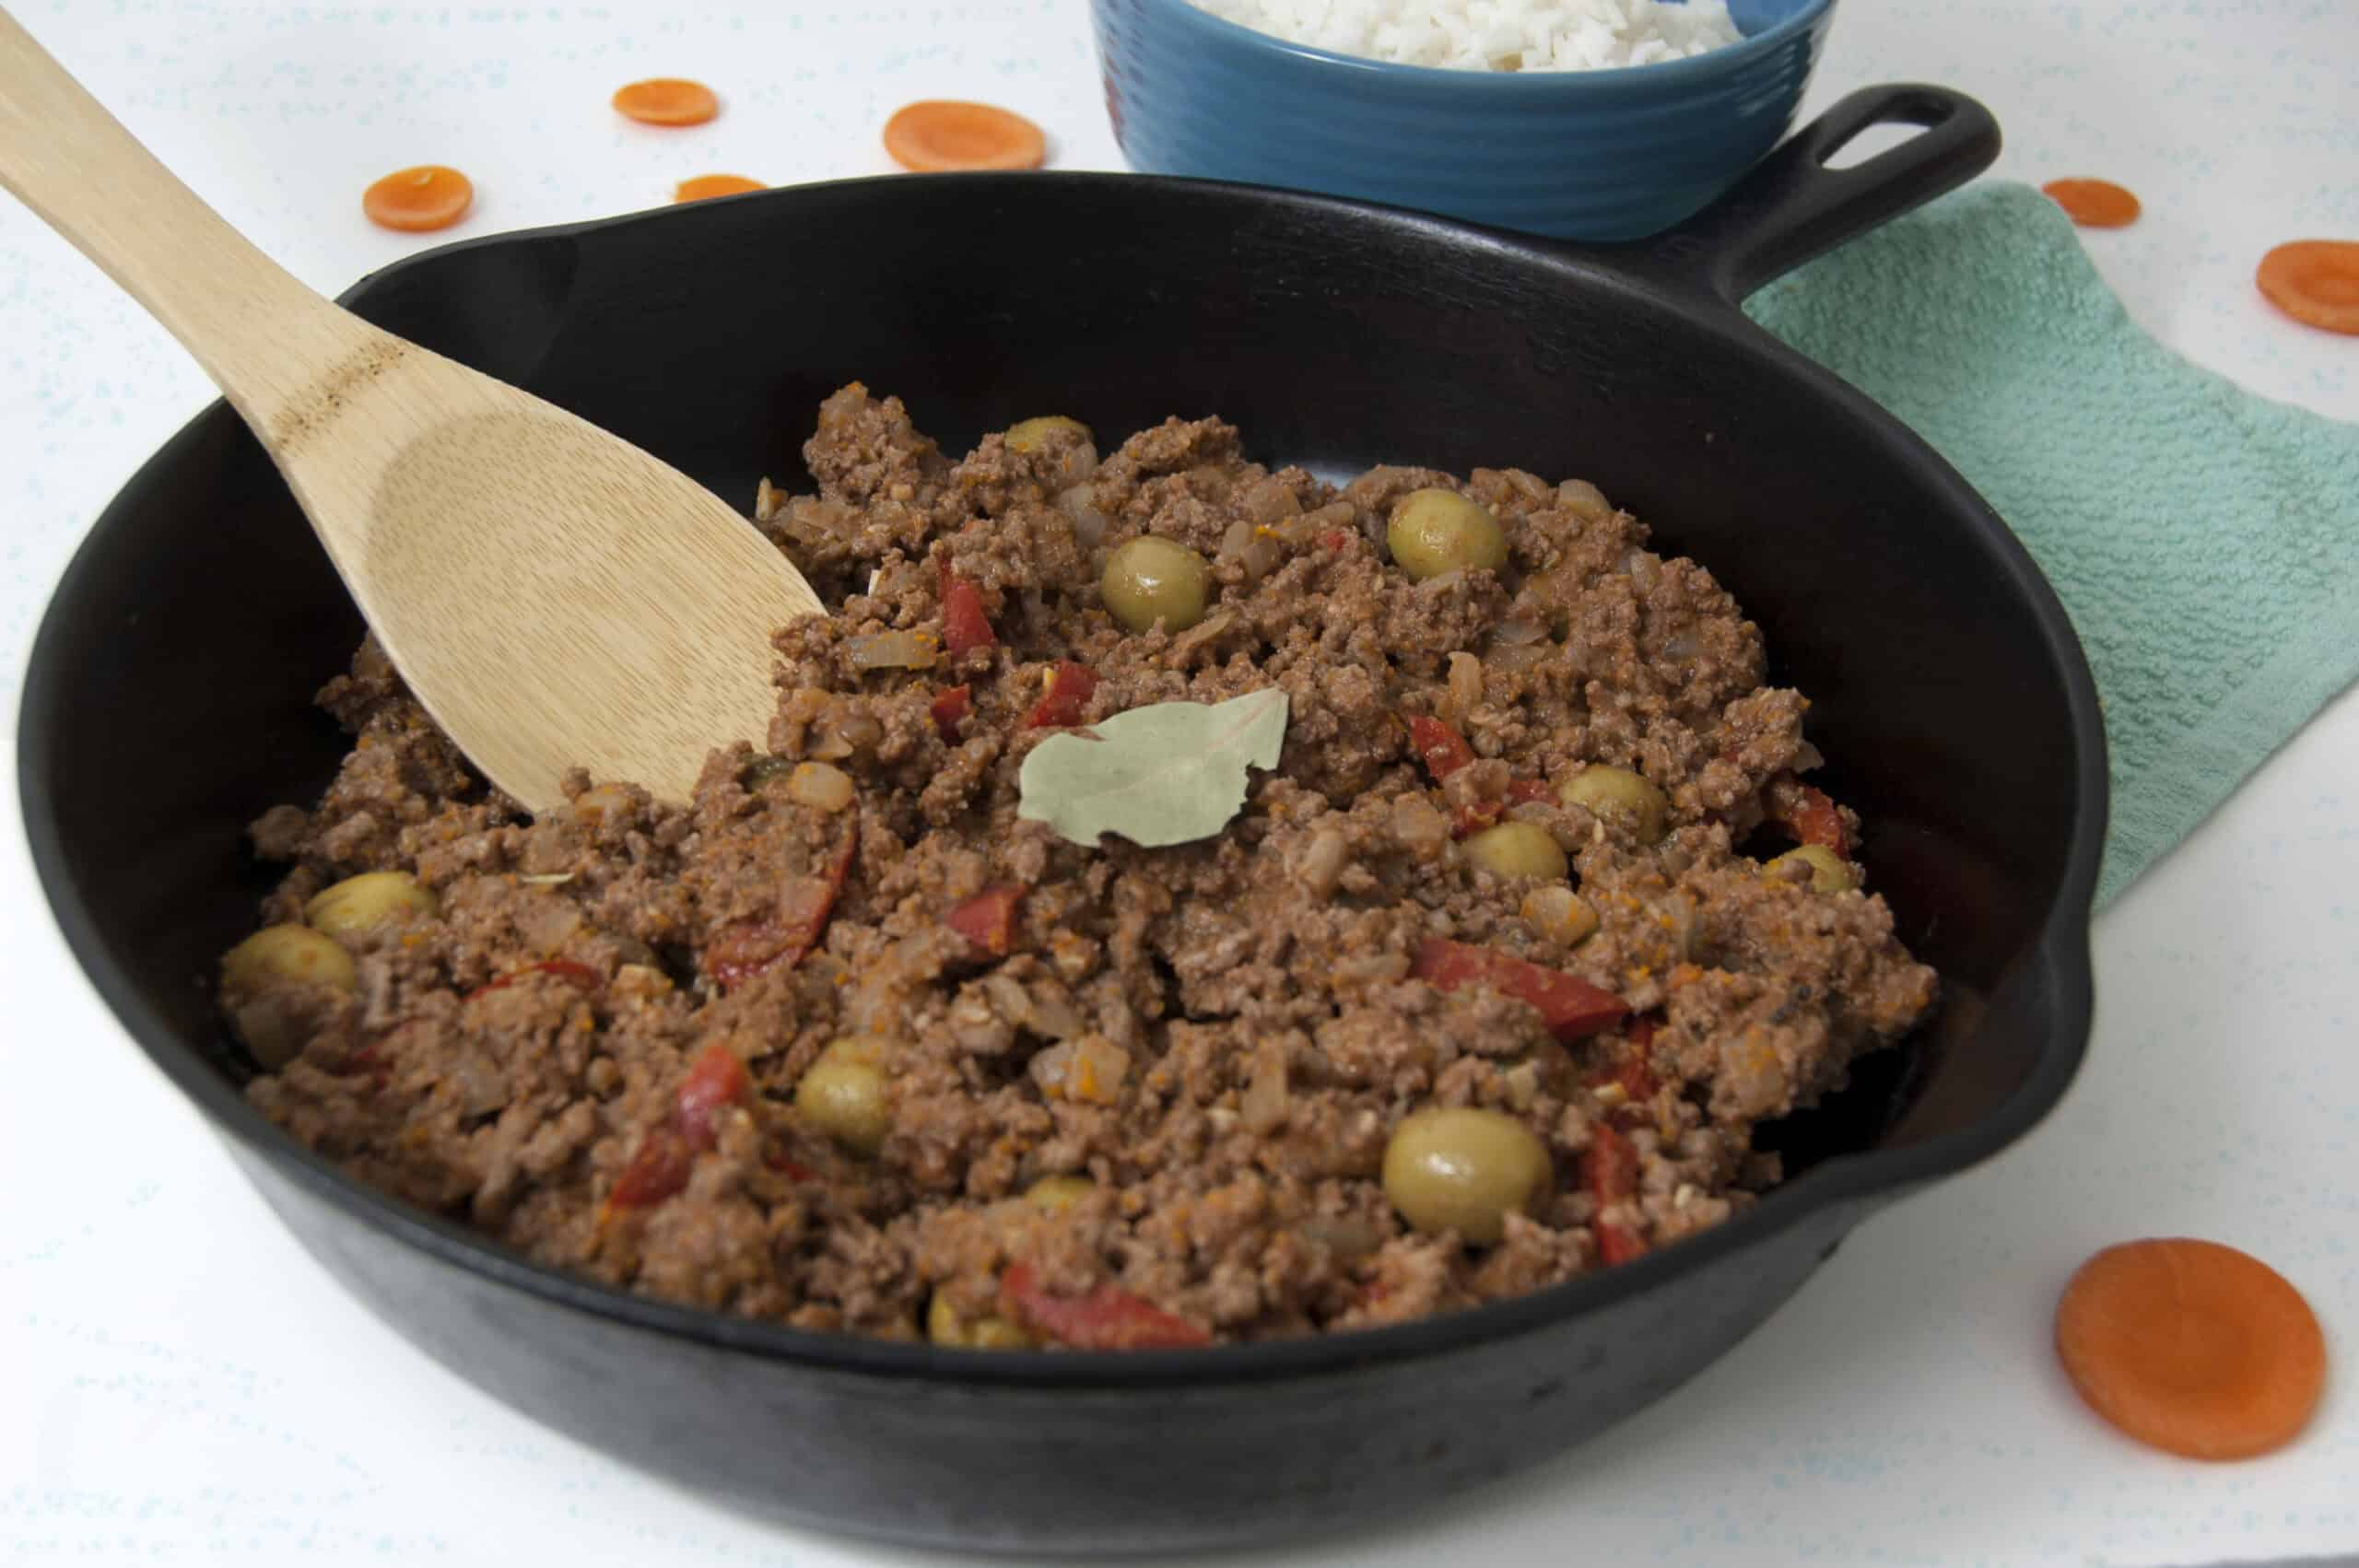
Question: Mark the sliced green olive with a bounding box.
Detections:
[1004,415,1092,454]
[222,923,358,998]
[303,871,436,937]
[1024,1175,1095,1213]
[926,1290,1034,1350]
[1558,765,1669,845]
[1101,536,1212,635]
[1463,821,1568,881]
[1380,1106,1552,1246]
[795,1035,895,1154]
[1386,488,1508,582]
[1764,843,1858,893]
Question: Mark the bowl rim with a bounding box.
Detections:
[18,169,2100,1395]
[1100,0,1837,91]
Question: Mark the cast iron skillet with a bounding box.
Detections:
[19,84,2104,1555]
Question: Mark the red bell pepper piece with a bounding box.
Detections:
[1410,937,1627,1042]
[1000,1261,1212,1350]
[1583,1121,1646,1266]
[607,1126,693,1211]
[945,883,1024,956]
[1505,778,1554,806]
[608,1045,755,1212]
[929,685,971,742]
[1587,1014,1661,1109]
[674,1043,752,1148]
[464,957,603,1002]
[1590,1055,1660,1109]
[1319,528,1350,551]
[1022,660,1097,730]
[1765,775,1848,855]
[941,571,997,657]
[704,826,857,992]
[1405,715,1475,782]
[1584,1120,1639,1205]
[1594,1222,1647,1268]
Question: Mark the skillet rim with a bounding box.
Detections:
[16,168,2106,1391]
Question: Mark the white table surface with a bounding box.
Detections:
[4,3,2355,1564]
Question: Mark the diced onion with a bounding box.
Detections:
[1056,485,1110,550]
[1030,1036,1130,1105]
[1297,829,1350,896]
[1241,1041,1290,1133]
[1447,652,1485,718]
[1557,478,1611,521]
[517,899,582,955]
[788,762,854,813]
[1492,618,1549,646]
[1297,1216,1380,1260]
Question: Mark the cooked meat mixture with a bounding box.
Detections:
[225,384,1936,1349]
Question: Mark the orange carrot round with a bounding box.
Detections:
[674,173,764,204]
[883,99,1046,173]
[613,77,720,127]
[2256,240,2359,335]
[2055,1237,2326,1460]
[361,165,474,232]
[2042,178,2142,228]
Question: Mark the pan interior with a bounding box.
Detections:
[29,177,2085,1222]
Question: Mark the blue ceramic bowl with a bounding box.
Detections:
[1091,0,1837,240]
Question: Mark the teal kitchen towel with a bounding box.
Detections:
[1745,181,2359,908]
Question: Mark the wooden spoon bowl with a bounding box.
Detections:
[0,8,821,812]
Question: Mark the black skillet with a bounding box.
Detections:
[18,83,2105,1554]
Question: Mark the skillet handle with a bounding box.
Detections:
[1632,83,2001,307]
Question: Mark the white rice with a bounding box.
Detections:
[1189,0,1744,71]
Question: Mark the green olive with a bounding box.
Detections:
[1386,488,1508,582]
[1558,766,1669,845]
[927,1291,1034,1350]
[1381,1106,1553,1246]
[1463,821,1568,881]
[222,923,357,997]
[1101,536,1212,635]
[303,871,436,937]
[1004,415,1092,454]
[1765,844,1858,894]
[1025,1175,1095,1213]
[795,1036,895,1154]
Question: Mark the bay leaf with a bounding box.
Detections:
[1016,688,1289,848]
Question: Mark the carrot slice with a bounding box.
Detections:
[883,99,1047,173]
[361,165,473,232]
[2256,240,2359,336]
[2054,1237,2327,1460]
[674,173,763,204]
[2041,178,2142,228]
[613,77,720,127]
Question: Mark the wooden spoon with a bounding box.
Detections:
[0,10,823,812]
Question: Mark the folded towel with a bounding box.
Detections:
[1745,181,2359,907]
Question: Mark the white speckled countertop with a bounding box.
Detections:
[3,3,2353,1564]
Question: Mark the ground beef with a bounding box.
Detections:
[229,383,1936,1349]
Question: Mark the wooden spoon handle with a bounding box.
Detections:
[0,8,369,429]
